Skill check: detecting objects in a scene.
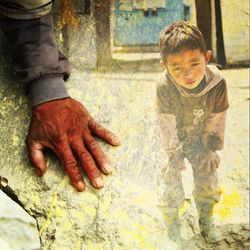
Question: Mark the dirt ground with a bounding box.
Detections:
[0,66,249,250]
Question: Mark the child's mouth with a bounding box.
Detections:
[186,80,196,85]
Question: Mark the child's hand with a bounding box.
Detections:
[202,132,224,151]
[167,145,186,171]
[197,150,220,176]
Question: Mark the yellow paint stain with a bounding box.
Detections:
[135,163,143,176]
[63,221,72,231]
[39,193,58,236]
[179,200,191,216]
[85,240,103,250]
[80,192,97,202]
[121,223,152,248]
[144,241,155,250]
[74,207,96,221]
[136,224,151,235]
[140,214,156,226]
[55,207,66,217]
[31,194,40,202]
[113,209,129,220]
[74,211,85,221]
[79,56,86,62]
[214,188,243,219]
[233,157,241,166]
[132,195,148,206]
[100,193,112,211]
[73,240,82,250]
[58,32,63,42]
[58,175,69,189]
[12,134,19,146]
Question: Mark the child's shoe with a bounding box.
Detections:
[197,203,222,243]
[199,216,222,243]
[164,209,182,243]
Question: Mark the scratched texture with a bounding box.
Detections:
[0,0,249,250]
[0,58,249,249]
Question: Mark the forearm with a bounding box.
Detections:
[156,83,181,151]
[0,12,70,107]
[158,112,181,152]
[202,111,227,151]
[157,110,185,173]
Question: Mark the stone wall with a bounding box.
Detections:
[52,0,97,70]
[220,0,249,64]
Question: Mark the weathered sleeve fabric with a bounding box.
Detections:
[0,1,70,107]
[157,75,182,152]
[0,0,53,20]
[202,80,229,151]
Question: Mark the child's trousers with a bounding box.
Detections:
[157,113,221,211]
[159,150,221,212]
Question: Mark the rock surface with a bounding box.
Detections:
[0,191,40,250]
[0,59,249,249]
[0,55,173,249]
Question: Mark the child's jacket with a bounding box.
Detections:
[157,65,229,156]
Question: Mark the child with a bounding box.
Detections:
[157,21,229,243]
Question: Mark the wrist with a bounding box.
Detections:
[202,132,223,152]
[29,74,70,107]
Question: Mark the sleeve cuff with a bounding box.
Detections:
[29,75,70,107]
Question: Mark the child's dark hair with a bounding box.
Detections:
[159,21,206,62]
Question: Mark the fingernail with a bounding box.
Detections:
[104,163,113,174]
[94,177,104,188]
[76,181,85,192]
[113,136,121,145]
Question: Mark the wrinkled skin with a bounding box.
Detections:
[26,97,121,192]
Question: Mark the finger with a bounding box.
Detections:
[71,139,104,189]
[209,160,215,174]
[88,119,121,146]
[54,139,85,192]
[26,140,47,177]
[211,159,218,172]
[215,154,220,167]
[201,162,209,175]
[83,132,113,174]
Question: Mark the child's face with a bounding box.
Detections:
[162,49,212,89]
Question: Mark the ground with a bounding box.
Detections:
[0,65,249,250]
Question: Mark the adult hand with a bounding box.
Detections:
[26,97,121,192]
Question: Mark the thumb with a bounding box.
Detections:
[26,140,47,176]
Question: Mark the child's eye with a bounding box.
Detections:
[173,67,181,71]
[191,63,199,67]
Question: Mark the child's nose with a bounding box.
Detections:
[183,69,193,79]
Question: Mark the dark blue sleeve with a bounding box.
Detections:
[0,12,70,107]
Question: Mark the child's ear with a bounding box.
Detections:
[205,50,213,64]
[160,60,166,68]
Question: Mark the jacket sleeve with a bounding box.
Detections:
[202,79,229,151]
[156,77,175,115]
[202,110,227,151]
[0,12,70,107]
[157,79,181,152]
